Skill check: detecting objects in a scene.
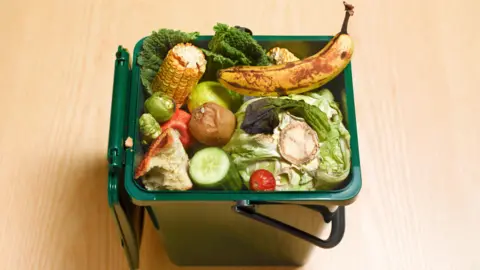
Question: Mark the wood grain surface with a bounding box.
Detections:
[0,0,478,269]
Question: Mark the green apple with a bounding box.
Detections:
[187,81,243,113]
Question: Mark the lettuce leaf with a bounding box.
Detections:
[223,129,281,170]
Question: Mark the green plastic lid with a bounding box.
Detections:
[107,46,143,270]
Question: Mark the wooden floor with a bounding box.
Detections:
[0,0,478,269]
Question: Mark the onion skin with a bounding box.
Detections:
[188,102,236,146]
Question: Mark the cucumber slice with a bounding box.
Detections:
[189,147,243,190]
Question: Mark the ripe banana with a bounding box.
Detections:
[217,1,355,97]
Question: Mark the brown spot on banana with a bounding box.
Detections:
[290,66,313,85]
[275,87,288,96]
[241,71,274,88]
[285,62,295,68]
[311,58,334,74]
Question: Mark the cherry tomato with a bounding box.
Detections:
[249,169,276,191]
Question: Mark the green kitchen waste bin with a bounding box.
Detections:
[107,33,362,270]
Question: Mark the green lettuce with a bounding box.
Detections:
[222,89,351,191]
[223,128,281,170]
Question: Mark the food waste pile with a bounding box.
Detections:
[133,2,355,192]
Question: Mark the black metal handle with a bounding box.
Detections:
[233,203,345,249]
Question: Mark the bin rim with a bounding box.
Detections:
[125,34,362,207]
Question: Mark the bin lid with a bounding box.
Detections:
[107,46,144,270]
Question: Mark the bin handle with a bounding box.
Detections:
[232,203,345,249]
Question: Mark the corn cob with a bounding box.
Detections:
[266,47,300,65]
[150,43,207,106]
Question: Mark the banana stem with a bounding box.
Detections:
[340,1,355,34]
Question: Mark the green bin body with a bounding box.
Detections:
[108,35,362,270]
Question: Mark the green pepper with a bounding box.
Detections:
[144,92,176,123]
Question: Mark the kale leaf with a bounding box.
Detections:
[201,49,236,81]
[208,23,272,66]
